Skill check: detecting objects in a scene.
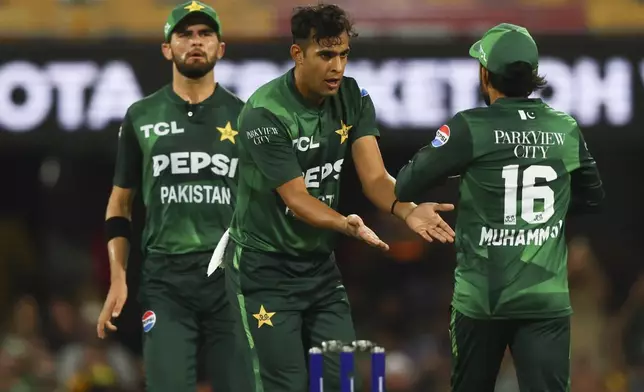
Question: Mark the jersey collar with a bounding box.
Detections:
[165,83,221,107]
[492,97,544,106]
[286,68,325,112]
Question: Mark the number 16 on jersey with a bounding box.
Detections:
[502,164,557,226]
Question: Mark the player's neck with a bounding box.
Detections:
[172,71,216,104]
[294,67,324,106]
[488,88,505,105]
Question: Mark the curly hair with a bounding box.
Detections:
[291,4,357,47]
[487,62,547,98]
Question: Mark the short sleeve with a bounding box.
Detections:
[239,107,303,189]
[350,89,380,144]
[113,112,142,189]
[395,113,473,202]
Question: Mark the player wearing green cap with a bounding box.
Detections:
[395,23,605,392]
[212,4,455,392]
[96,2,243,391]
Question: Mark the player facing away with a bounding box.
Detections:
[96,2,244,391]
[216,4,455,392]
[395,23,605,392]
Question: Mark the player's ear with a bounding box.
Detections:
[216,41,226,60]
[290,44,304,65]
[480,66,489,87]
[161,42,173,61]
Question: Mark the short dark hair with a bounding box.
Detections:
[487,62,547,97]
[291,4,357,47]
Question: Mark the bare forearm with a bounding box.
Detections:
[363,174,416,220]
[105,190,133,282]
[107,238,129,281]
[285,193,347,234]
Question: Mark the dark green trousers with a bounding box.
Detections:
[139,252,241,392]
[449,307,571,392]
[224,242,360,392]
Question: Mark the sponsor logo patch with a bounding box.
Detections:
[142,310,156,333]
[431,124,451,148]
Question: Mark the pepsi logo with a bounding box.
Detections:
[431,125,451,148]
[142,310,156,333]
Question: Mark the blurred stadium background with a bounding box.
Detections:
[1,0,643,391]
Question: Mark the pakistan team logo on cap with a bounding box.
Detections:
[184,1,206,12]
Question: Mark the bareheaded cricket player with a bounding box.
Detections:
[217,4,456,392]
[395,23,605,392]
[97,2,244,391]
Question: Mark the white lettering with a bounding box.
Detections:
[0,56,634,134]
[191,152,210,173]
[86,61,142,130]
[0,62,51,132]
[574,57,631,127]
[154,122,170,136]
[140,124,154,138]
[479,227,495,246]
[293,136,321,152]
[479,220,563,247]
[160,185,232,204]
[152,152,238,177]
[304,166,320,188]
[153,155,170,177]
[47,62,97,131]
[0,61,142,133]
[171,152,190,174]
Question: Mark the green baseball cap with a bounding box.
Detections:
[164,1,222,42]
[469,23,538,76]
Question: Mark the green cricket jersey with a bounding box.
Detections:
[229,69,379,259]
[395,97,604,319]
[113,84,244,255]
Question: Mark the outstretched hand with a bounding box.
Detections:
[344,214,390,251]
[405,203,456,243]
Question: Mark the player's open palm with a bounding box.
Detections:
[345,214,390,251]
[97,279,127,339]
[405,203,456,243]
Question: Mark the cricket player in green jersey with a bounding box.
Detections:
[395,23,605,392]
[96,2,244,391]
[214,4,455,392]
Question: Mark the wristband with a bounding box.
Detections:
[105,216,131,242]
[390,199,399,215]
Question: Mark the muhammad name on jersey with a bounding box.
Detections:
[151,152,237,205]
[479,219,563,247]
[494,129,566,159]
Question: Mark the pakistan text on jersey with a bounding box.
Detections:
[479,220,564,247]
[160,185,232,205]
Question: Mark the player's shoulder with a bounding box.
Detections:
[216,84,245,111]
[442,108,480,133]
[540,103,579,128]
[245,73,287,108]
[124,85,169,119]
[457,106,493,121]
[339,75,370,103]
[241,72,295,123]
